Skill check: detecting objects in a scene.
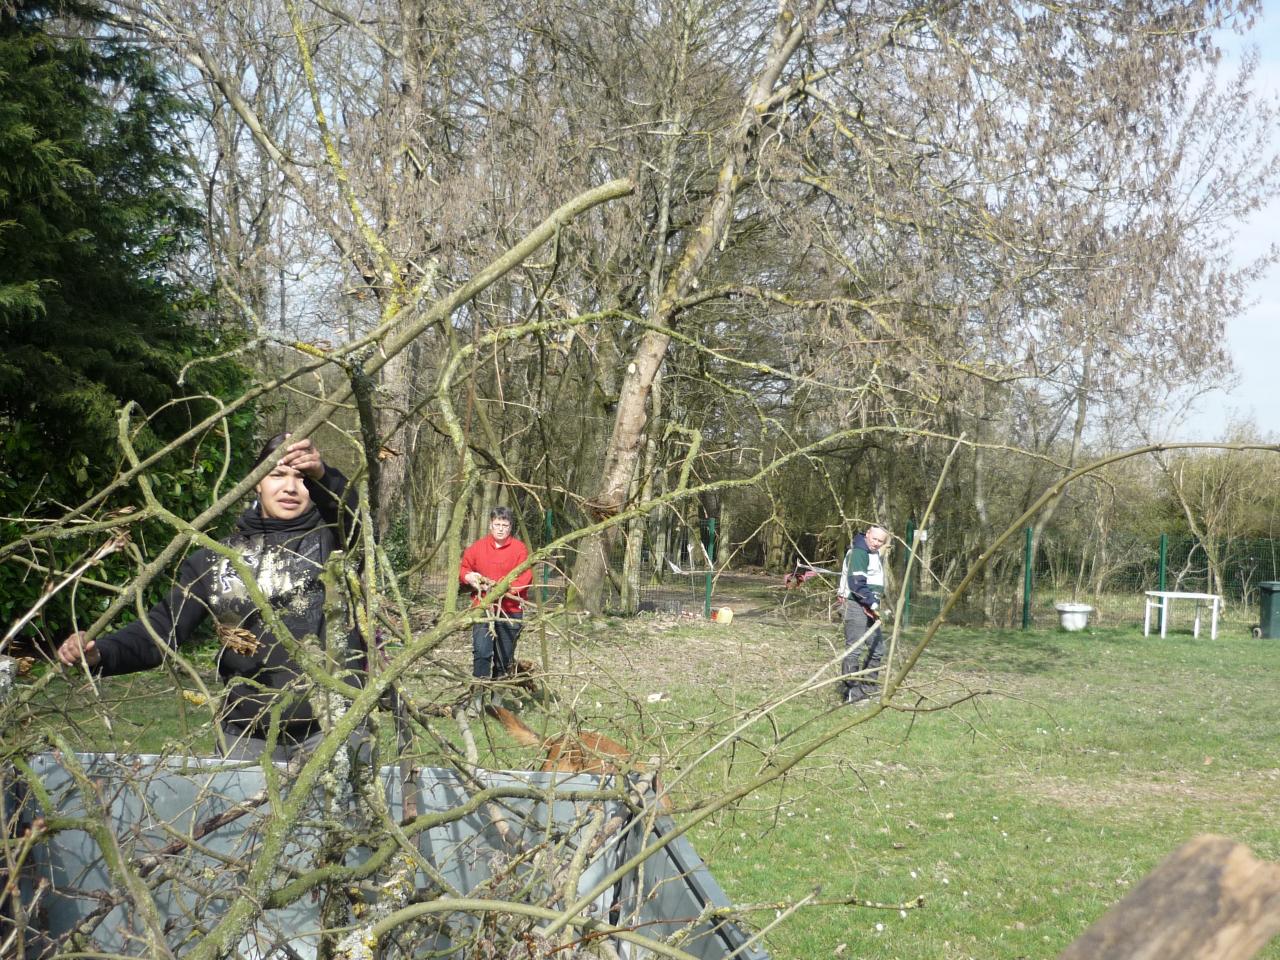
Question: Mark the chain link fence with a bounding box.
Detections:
[404,507,1279,633]
[901,529,1280,633]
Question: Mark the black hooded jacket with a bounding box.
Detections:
[94,466,363,741]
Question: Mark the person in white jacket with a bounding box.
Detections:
[837,525,888,704]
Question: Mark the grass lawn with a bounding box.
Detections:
[17,613,1280,959]
[657,620,1280,960]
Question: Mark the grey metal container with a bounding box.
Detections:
[6,753,767,960]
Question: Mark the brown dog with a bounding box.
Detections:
[486,704,671,812]
[487,705,633,774]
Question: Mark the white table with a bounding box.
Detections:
[1143,591,1221,640]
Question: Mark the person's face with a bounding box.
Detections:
[490,517,513,544]
[257,464,311,519]
[866,528,888,551]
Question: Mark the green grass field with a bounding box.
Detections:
[668,621,1280,959]
[19,615,1280,959]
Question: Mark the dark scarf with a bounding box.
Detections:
[234,505,322,538]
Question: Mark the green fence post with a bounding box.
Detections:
[704,517,717,619]
[903,519,915,628]
[1022,526,1033,630]
[1158,532,1167,632]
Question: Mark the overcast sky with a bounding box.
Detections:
[1174,6,1280,440]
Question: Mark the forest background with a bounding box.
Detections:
[6,0,1280,638]
[6,1,1280,958]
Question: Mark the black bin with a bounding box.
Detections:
[1259,582,1280,639]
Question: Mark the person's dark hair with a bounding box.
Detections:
[254,433,289,468]
[489,506,515,524]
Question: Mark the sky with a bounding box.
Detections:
[1175,6,1280,440]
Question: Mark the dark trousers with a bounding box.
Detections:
[218,723,371,766]
[472,614,522,680]
[842,603,884,696]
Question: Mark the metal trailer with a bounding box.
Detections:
[4,753,768,959]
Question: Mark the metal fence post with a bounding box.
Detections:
[1022,526,1033,630]
[903,519,915,627]
[703,518,717,619]
[1158,532,1167,632]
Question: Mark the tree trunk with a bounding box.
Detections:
[1031,345,1092,578]
[566,3,813,609]
[764,513,787,575]
[717,500,732,572]
[620,465,648,613]
[1059,835,1280,960]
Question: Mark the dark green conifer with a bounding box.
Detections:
[0,2,252,631]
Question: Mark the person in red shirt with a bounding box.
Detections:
[460,507,533,704]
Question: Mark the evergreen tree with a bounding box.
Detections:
[0,1,251,631]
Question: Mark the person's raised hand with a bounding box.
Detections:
[57,631,101,668]
[279,435,325,480]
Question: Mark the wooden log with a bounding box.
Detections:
[1059,834,1280,960]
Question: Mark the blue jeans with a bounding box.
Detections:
[472,614,522,680]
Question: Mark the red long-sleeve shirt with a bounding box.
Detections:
[459,535,533,615]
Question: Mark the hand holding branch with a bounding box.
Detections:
[57,631,101,668]
[465,572,494,591]
[278,436,325,480]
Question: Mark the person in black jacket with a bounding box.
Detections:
[56,434,364,762]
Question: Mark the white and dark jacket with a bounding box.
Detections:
[837,532,884,609]
[93,466,363,743]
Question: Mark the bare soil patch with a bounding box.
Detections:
[1024,770,1280,817]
